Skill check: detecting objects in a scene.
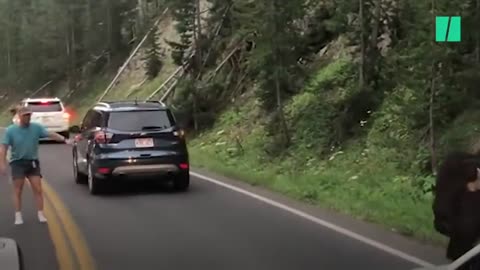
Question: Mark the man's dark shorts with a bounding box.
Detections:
[10,160,42,179]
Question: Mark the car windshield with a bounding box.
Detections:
[27,101,62,112]
[107,110,173,131]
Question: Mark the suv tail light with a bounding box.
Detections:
[173,129,185,139]
[97,167,111,174]
[63,112,70,119]
[94,131,113,144]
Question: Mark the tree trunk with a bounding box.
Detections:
[106,1,112,62]
[66,30,72,91]
[190,0,203,131]
[85,0,93,53]
[359,0,366,90]
[275,72,291,146]
[476,0,480,63]
[137,0,147,33]
[366,0,381,84]
[6,28,11,78]
[105,0,124,57]
[429,0,437,174]
[429,63,436,174]
[271,0,290,146]
[192,90,198,131]
[195,0,202,70]
[5,0,17,86]
[70,15,77,90]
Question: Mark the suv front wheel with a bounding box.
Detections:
[72,149,87,184]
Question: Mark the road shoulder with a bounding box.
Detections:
[191,167,449,265]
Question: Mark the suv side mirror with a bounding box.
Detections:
[69,125,81,134]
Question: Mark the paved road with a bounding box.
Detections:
[0,140,448,270]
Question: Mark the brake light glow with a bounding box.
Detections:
[40,101,50,104]
[63,112,70,119]
[94,131,113,144]
[179,163,189,170]
[97,167,110,174]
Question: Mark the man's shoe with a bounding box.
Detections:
[14,212,23,225]
[38,211,47,223]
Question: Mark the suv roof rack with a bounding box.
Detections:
[144,100,166,106]
[23,97,61,101]
[92,100,167,111]
[95,102,111,108]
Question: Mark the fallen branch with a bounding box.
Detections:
[204,46,240,83]
[98,7,169,102]
[146,64,185,100]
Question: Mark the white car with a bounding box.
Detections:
[14,97,70,138]
[413,243,480,269]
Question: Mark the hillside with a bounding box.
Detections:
[1,0,480,246]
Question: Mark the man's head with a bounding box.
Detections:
[9,105,21,116]
[16,106,32,127]
[9,107,16,116]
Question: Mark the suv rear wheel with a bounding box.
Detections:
[173,174,190,191]
[88,163,105,195]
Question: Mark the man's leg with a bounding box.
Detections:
[28,176,47,223]
[27,161,47,223]
[12,179,25,212]
[10,162,26,225]
[28,175,44,212]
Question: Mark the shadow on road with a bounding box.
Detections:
[98,181,193,197]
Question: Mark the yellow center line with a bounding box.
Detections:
[44,198,76,270]
[41,179,97,270]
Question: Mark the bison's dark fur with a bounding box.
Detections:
[433,151,480,268]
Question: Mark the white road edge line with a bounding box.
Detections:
[191,171,435,268]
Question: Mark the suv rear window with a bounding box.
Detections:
[27,101,62,112]
[107,110,174,131]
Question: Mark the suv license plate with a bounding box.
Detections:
[135,138,154,148]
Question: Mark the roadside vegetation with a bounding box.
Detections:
[1,0,480,245]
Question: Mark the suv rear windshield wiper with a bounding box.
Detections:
[141,126,168,130]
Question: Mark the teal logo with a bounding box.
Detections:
[435,16,461,42]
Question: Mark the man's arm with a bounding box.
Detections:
[36,123,73,144]
[0,144,8,165]
[0,130,11,173]
[37,123,67,143]
[47,131,67,143]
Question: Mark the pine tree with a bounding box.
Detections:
[165,0,196,66]
[233,0,307,146]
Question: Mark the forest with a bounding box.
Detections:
[1,0,480,244]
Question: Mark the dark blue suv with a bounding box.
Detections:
[71,101,189,195]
